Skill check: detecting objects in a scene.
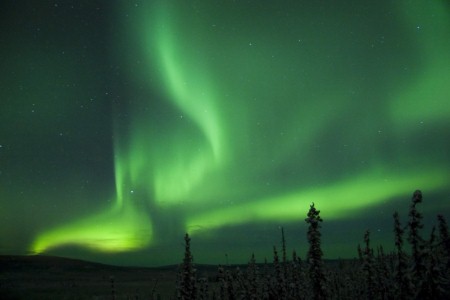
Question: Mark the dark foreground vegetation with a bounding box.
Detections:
[176,190,449,300]
[1,190,449,299]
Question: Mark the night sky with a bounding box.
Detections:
[1,0,449,267]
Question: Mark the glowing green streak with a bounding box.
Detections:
[157,32,224,160]
[186,167,449,233]
[33,2,227,253]
[29,1,450,260]
[140,5,227,204]
[31,127,154,254]
[110,3,228,205]
[31,200,152,254]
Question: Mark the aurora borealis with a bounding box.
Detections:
[1,0,449,266]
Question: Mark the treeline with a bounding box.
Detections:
[175,190,449,300]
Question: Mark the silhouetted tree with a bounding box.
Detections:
[246,253,259,300]
[178,233,197,300]
[235,267,245,299]
[408,190,426,294]
[197,277,209,300]
[217,265,227,300]
[357,243,363,263]
[261,258,271,300]
[419,226,448,300]
[305,203,327,300]
[393,211,413,300]
[172,190,450,300]
[289,250,305,300]
[437,214,450,270]
[225,269,236,300]
[281,227,287,265]
[375,245,392,299]
[280,227,289,297]
[272,246,286,299]
[362,230,376,300]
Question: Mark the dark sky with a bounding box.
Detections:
[1,0,449,267]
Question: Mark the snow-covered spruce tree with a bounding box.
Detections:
[357,243,363,263]
[375,245,393,299]
[334,259,361,300]
[225,268,236,300]
[393,211,413,300]
[361,230,377,300]
[418,226,450,300]
[419,226,449,300]
[260,258,271,300]
[327,266,343,300]
[288,250,305,300]
[272,246,287,300]
[436,214,450,299]
[178,233,197,300]
[282,228,292,286]
[245,253,260,300]
[197,277,209,300]
[407,190,426,292]
[235,267,246,299]
[281,227,287,266]
[342,259,364,299]
[408,190,426,297]
[437,214,450,270]
[305,203,327,300]
[217,265,227,300]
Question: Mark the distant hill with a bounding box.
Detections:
[0,255,180,299]
[0,254,119,271]
[0,254,220,272]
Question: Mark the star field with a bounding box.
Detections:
[0,0,449,266]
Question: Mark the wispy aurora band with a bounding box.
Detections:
[32,1,227,254]
[31,0,450,255]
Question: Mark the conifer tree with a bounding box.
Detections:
[292,250,298,264]
[393,211,413,300]
[375,245,392,299]
[217,265,227,300]
[419,226,448,300]
[197,277,209,300]
[408,190,426,290]
[246,253,259,300]
[362,230,376,300]
[281,227,287,265]
[235,267,246,299]
[226,268,236,300]
[261,258,271,300]
[357,243,363,263]
[437,214,450,270]
[178,233,197,300]
[272,246,286,299]
[305,202,327,300]
[289,250,303,300]
[280,227,289,297]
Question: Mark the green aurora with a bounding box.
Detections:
[1,0,449,266]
